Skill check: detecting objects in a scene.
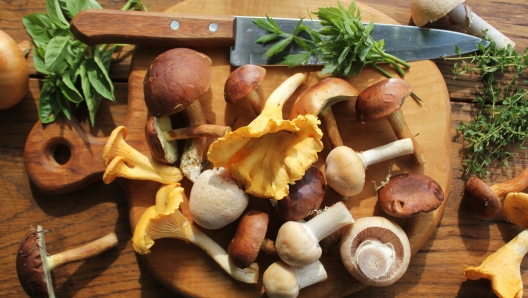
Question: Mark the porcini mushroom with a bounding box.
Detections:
[275,201,354,267]
[263,260,327,298]
[290,77,359,148]
[16,226,118,298]
[377,173,444,218]
[325,138,415,197]
[465,229,528,298]
[224,64,266,115]
[189,168,249,230]
[102,126,183,185]
[207,73,324,200]
[340,216,411,287]
[411,0,515,49]
[228,209,275,268]
[464,167,528,218]
[132,183,259,284]
[273,165,326,222]
[503,192,528,226]
[355,78,425,165]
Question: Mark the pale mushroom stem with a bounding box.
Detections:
[386,110,426,165]
[305,202,354,241]
[447,3,515,49]
[180,99,207,183]
[359,138,415,168]
[295,260,328,289]
[163,124,231,141]
[188,224,259,284]
[490,167,528,199]
[320,108,343,148]
[261,73,306,119]
[247,89,264,115]
[46,233,118,271]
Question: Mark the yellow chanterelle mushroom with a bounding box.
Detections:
[464,229,528,298]
[207,73,323,200]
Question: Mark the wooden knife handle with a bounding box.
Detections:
[70,10,236,48]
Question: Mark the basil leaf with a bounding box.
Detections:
[88,47,115,101]
[61,70,84,103]
[33,46,49,75]
[38,82,61,123]
[45,35,70,72]
[46,0,69,29]
[56,83,72,120]
[65,0,90,18]
[22,13,53,47]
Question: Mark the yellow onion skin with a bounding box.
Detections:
[0,30,29,110]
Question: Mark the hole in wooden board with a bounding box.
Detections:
[50,142,71,165]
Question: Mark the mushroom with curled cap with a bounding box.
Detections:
[275,201,354,267]
[132,183,259,284]
[340,216,411,287]
[411,0,515,49]
[465,229,528,298]
[224,64,266,115]
[263,260,327,298]
[502,192,528,226]
[355,78,426,165]
[207,73,324,200]
[325,138,414,197]
[16,226,118,298]
[463,167,528,218]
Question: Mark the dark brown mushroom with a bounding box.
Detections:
[377,173,444,218]
[355,78,426,165]
[16,226,118,298]
[224,64,266,115]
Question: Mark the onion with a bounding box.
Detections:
[0,30,29,110]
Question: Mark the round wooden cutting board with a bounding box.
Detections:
[121,0,452,296]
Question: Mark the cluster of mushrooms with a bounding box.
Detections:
[96,47,446,297]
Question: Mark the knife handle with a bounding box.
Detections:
[70,10,236,48]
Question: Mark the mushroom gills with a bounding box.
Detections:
[356,237,396,279]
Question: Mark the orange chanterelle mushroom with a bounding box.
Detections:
[207,73,323,200]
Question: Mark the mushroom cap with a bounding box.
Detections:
[503,192,528,226]
[16,225,54,298]
[228,209,269,268]
[274,166,326,222]
[263,261,299,298]
[289,77,359,118]
[189,168,249,230]
[378,173,444,218]
[340,216,411,287]
[144,48,213,116]
[275,221,321,267]
[411,0,465,27]
[144,115,178,164]
[224,64,266,104]
[464,177,502,218]
[325,146,366,197]
[355,78,414,122]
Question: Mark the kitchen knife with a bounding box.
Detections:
[70,9,487,66]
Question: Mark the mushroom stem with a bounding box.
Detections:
[355,238,395,279]
[263,260,327,298]
[246,89,264,115]
[163,124,231,141]
[47,232,118,271]
[262,73,306,119]
[305,201,354,241]
[386,110,426,165]
[295,260,328,289]
[320,108,343,147]
[490,167,528,199]
[360,138,415,167]
[447,3,515,49]
[180,100,207,183]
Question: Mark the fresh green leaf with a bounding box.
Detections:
[22,13,53,48]
[61,70,84,103]
[38,82,61,123]
[281,52,313,67]
[46,0,69,29]
[65,0,90,18]
[255,33,280,44]
[45,35,71,72]
[263,36,293,58]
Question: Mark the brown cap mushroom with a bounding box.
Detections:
[263,260,327,298]
[377,173,444,218]
[16,226,118,298]
[224,64,266,115]
[290,77,359,148]
[143,48,213,116]
[228,209,275,268]
[340,216,411,287]
[325,139,414,197]
[356,78,426,165]
[411,0,515,49]
[273,165,326,222]
[275,202,354,267]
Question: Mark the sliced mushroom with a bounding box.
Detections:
[340,216,411,287]
[224,64,266,115]
[356,78,426,165]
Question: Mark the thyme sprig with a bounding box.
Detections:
[446,40,528,176]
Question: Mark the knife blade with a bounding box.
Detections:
[70,10,487,66]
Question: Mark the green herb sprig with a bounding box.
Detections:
[445,40,528,176]
[23,0,146,126]
[252,1,410,78]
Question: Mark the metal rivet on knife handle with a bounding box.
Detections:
[170,20,180,30]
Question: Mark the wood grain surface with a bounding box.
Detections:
[1,0,528,297]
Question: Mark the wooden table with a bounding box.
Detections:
[1,0,528,297]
